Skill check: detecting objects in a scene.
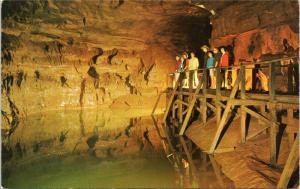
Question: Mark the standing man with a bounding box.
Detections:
[201,45,209,68]
[189,52,199,88]
[173,55,182,88]
[213,47,222,88]
[220,47,229,88]
[201,45,210,88]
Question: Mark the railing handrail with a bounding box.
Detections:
[169,55,298,74]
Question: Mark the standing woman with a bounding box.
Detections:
[206,51,215,88]
[182,52,190,88]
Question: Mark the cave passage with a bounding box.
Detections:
[1,0,299,188]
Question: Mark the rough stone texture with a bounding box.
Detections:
[1,0,211,115]
[209,0,299,64]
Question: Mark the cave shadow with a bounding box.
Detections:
[161,13,212,67]
[215,106,239,149]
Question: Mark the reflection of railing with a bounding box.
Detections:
[167,56,298,94]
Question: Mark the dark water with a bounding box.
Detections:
[2,109,178,188]
[2,109,227,188]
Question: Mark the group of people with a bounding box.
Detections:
[174,45,231,89]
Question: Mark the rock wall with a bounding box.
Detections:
[209,0,299,64]
[1,0,211,115]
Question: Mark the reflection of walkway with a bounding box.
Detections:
[151,114,232,188]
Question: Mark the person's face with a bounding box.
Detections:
[202,48,208,53]
[176,56,180,61]
[213,48,218,54]
[190,53,195,58]
[221,48,225,53]
[183,54,187,59]
[208,53,212,57]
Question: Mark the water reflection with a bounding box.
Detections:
[2,109,175,188]
[2,109,232,188]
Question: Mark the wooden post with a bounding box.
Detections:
[259,105,268,135]
[277,134,299,188]
[286,108,294,149]
[163,73,182,123]
[178,80,183,125]
[202,68,207,123]
[269,62,277,165]
[216,67,221,126]
[240,65,246,143]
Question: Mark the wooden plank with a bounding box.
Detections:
[209,71,242,153]
[230,99,267,106]
[277,134,299,188]
[173,91,299,104]
[204,147,235,154]
[209,154,225,187]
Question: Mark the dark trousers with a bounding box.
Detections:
[288,63,299,94]
[220,69,225,88]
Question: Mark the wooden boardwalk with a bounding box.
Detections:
[152,56,299,188]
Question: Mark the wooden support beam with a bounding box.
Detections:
[161,123,177,157]
[244,107,279,126]
[151,115,165,141]
[209,155,225,187]
[163,73,182,123]
[178,82,183,125]
[277,134,299,188]
[240,65,247,143]
[202,69,208,123]
[246,126,270,140]
[269,62,277,165]
[179,78,203,135]
[216,67,222,126]
[176,99,189,107]
[179,136,198,178]
[209,71,242,153]
[207,102,217,112]
[151,92,163,115]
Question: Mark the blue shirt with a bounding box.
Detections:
[207,57,215,68]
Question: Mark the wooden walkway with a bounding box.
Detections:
[152,56,299,188]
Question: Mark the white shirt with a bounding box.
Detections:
[189,57,199,70]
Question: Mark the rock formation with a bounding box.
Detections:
[1,0,212,114]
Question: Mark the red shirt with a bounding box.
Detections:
[220,53,229,67]
[185,59,189,69]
